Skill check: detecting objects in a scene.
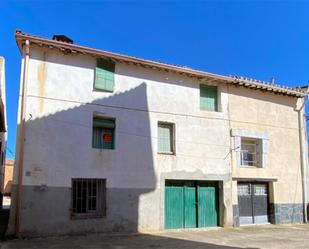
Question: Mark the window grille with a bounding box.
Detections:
[240,138,261,167]
[254,184,268,196]
[71,178,106,218]
[238,184,251,196]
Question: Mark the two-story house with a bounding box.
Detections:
[8,30,308,237]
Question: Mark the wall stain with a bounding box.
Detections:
[38,52,47,114]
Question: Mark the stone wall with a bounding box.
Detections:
[269,203,304,224]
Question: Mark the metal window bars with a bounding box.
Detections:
[71,178,105,217]
[240,140,260,167]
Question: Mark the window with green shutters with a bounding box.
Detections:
[92,117,115,149]
[94,59,115,91]
[200,85,218,111]
[158,122,174,154]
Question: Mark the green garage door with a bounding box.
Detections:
[198,182,219,227]
[165,180,219,229]
[184,185,197,228]
[164,186,184,229]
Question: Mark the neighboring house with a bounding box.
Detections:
[0,57,7,209]
[3,159,13,195]
[8,30,308,237]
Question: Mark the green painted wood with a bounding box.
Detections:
[165,181,219,230]
[93,118,115,128]
[158,124,173,153]
[165,186,184,229]
[200,85,218,111]
[95,59,115,91]
[198,182,219,227]
[184,186,197,228]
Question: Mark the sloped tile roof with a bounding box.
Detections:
[15,30,307,97]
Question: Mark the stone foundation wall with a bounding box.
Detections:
[269,203,304,224]
[233,203,304,226]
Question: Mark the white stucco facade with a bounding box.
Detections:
[8,45,234,236]
[8,39,308,236]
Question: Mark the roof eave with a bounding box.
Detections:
[15,30,306,98]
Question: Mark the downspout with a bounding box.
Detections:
[298,94,308,223]
[15,39,30,237]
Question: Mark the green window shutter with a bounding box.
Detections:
[95,59,115,91]
[200,85,218,111]
[92,117,115,149]
[93,118,115,129]
[158,123,173,153]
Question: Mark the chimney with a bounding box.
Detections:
[52,35,73,44]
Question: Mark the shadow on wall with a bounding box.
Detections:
[9,83,160,236]
[7,50,235,244]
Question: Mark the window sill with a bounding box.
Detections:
[93,87,114,93]
[200,108,219,112]
[158,152,175,156]
[71,213,105,220]
[92,147,115,150]
[240,165,263,169]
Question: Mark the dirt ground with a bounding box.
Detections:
[1,224,309,249]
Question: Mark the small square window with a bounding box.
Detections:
[158,122,175,154]
[94,59,115,92]
[240,138,262,167]
[71,178,106,218]
[200,84,218,111]
[92,117,115,149]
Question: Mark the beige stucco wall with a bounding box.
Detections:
[4,159,13,195]
[228,85,304,205]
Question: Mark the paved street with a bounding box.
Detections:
[1,224,309,249]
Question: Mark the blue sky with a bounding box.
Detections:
[1,1,309,159]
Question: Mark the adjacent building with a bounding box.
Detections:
[8,30,309,237]
[3,159,13,196]
[0,57,7,209]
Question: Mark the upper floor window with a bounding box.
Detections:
[92,117,115,150]
[231,129,269,169]
[94,59,115,92]
[200,84,218,112]
[240,138,262,167]
[158,122,175,154]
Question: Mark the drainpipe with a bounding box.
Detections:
[298,93,308,223]
[15,39,30,237]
